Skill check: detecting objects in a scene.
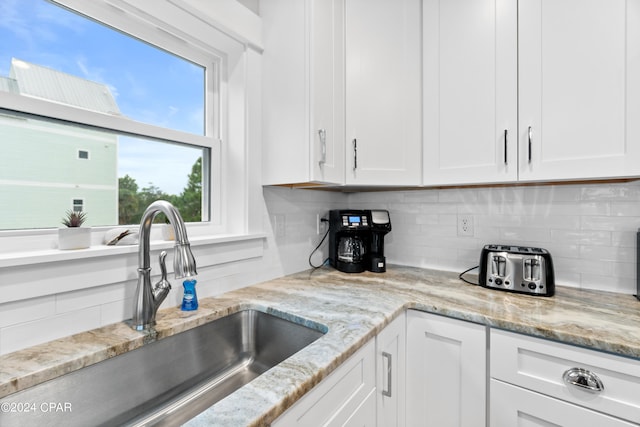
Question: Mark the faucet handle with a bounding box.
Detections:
[158,251,169,283]
[153,251,172,304]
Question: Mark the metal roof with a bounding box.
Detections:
[8,58,121,115]
[0,76,19,94]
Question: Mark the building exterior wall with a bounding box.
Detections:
[0,113,118,229]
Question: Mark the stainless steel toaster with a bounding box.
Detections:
[478,245,555,296]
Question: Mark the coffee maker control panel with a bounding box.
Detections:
[341,214,368,228]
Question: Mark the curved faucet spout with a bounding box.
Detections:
[132,200,197,331]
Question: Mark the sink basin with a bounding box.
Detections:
[0,309,326,427]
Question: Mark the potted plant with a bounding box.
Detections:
[58,210,91,250]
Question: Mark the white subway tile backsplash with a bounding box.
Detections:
[351,180,640,294]
[581,274,635,294]
[1,306,101,355]
[501,227,552,243]
[580,185,640,201]
[608,201,640,216]
[100,299,131,326]
[415,214,439,226]
[403,190,438,203]
[612,231,637,247]
[580,245,636,263]
[560,258,614,276]
[55,283,132,314]
[0,296,55,328]
[550,230,612,246]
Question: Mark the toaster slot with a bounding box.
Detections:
[523,258,541,281]
[492,255,507,277]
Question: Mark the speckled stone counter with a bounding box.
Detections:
[1,266,640,426]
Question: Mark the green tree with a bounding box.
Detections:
[177,157,202,222]
[139,183,175,224]
[117,157,202,225]
[118,175,140,225]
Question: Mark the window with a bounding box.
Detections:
[0,0,219,230]
[72,199,84,213]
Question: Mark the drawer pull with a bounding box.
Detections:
[562,368,604,392]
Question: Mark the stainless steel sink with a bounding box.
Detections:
[0,309,326,427]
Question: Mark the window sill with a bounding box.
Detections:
[0,233,266,269]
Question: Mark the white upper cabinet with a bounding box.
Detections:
[262,0,345,186]
[423,0,518,185]
[345,0,422,186]
[519,0,640,181]
[424,0,640,186]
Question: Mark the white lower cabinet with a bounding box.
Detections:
[490,328,640,427]
[491,380,637,427]
[276,312,640,427]
[376,312,406,427]
[273,313,406,427]
[272,339,375,427]
[406,310,487,427]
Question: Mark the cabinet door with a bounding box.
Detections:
[345,0,422,186]
[406,311,486,427]
[262,0,344,185]
[491,380,637,427]
[311,0,345,184]
[272,340,375,427]
[376,313,406,427]
[343,388,376,427]
[423,0,517,185]
[519,0,640,181]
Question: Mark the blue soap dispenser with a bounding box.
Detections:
[181,279,198,311]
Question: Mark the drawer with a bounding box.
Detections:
[491,379,637,427]
[490,328,640,424]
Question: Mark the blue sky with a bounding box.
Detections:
[0,0,205,194]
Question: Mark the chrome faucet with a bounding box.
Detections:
[132,200,197,331]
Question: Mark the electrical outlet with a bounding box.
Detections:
[317,213,328,235]
[457,215,474,237]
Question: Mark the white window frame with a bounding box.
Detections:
[0,0,264,266]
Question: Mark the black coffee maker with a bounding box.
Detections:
[328,210,392,273]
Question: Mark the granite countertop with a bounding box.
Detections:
[1,265,640,426]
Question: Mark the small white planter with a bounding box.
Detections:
[58,227,91,250]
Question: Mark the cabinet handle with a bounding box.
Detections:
[504,129,508,165]
[318,129,327,166]
[562,368,604,392]
[353,138,358,170]
[382,351,392,397]
[527,126,533,163]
